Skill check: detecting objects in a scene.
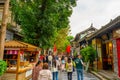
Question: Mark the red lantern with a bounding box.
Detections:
[53,44,57,52]
[66,45,71,54]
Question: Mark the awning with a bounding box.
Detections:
[5,40,41,51]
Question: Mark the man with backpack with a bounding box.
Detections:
[75,54,85,80]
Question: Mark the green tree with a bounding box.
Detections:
[10,0,76,49]
[55,27,68,52]
[67,35,74,42]
[54,27,74,53]
[80,45,96,71]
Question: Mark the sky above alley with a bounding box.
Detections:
[69,0,120,37]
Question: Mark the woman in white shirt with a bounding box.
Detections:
[38,63,52,80]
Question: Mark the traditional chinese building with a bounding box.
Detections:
[0,0,23,40]
[71,24,98,56]
[87,16,120,78]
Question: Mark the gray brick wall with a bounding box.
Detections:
[6,30,13,41]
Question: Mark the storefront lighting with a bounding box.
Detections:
[109,43,112,47]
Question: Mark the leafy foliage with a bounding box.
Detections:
[67,36,74,42]
[0,60,7,76]
[10,0,76,49]
[80,45,97,63]
[54,27,74,52]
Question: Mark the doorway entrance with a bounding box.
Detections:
[102,42,113,70]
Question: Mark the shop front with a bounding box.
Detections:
[91,36,113,70]
[102,41,113,70]
[92,38,103,70]
[1,40,41,80]
[99,32,114,71]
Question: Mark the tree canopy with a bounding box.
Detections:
[10,0,76,49]
[55,27,74,52]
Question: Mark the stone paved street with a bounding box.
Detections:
[59,71,100,80]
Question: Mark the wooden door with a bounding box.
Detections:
[102,44,108,70]
[117,38,120,77]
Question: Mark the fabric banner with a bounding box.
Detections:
[53,44,57,52]
[66,45,71,54]
[7,50,18,54]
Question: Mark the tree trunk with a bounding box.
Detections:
[0,0,10,60]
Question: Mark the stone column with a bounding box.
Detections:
[112,40,118,75]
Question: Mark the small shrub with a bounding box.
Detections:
[0,60,7,76]
[80,45,97,71]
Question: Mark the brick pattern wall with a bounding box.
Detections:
[6,30,14,41]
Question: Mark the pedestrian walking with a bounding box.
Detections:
[48,54,53,69]
[38,63,52,80]
[61,56,65,71]
[43,54,48,63]
[66,58,74,80]
[39,54,44,62]
[32,61,43,80]
[52,57,59,80]
[75,54,85,80]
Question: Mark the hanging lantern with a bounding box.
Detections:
[53,44,57,52]
[66,45,71,54]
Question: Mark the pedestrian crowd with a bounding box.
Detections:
[32,53,85,80]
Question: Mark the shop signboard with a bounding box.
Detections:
[113,29,120,39]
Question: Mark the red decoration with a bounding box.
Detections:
[53,44,57,52]
[20,51,24,55]
[7,50,18,54]
[35,51,39,54]
[66,45,71,54]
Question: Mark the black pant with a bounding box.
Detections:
[67,72,72,80]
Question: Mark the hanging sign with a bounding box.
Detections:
[113,29,120,39]
[7,50,18,54]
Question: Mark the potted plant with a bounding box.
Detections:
[80,45,96,72]
[0,60,7,76]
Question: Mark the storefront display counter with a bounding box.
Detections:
[1,40,41,80]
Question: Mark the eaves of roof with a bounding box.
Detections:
[73,27,98,42]
[78,26,98,35]
[79,31,97,43]
[0,0,5,4]
[14,32,24,37]
[79,36,86,42]
[87,16,120,40]
[5,40,41,51]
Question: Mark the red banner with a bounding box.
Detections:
[66,45,71,54]
[53,44,57,52]
[7,50,18,54]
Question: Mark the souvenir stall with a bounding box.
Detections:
[2,40,41,80]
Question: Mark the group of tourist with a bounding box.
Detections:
[32,53,85,80]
